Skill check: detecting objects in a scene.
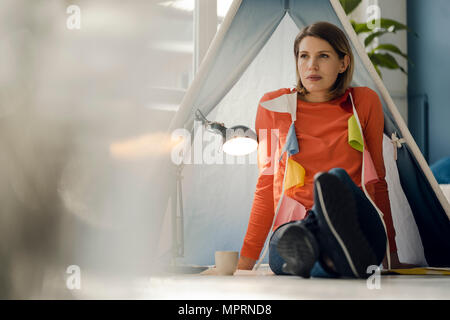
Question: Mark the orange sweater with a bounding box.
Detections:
[240,86,397,261]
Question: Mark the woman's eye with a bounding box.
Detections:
[320,54,329,58]
[300,54,307,58]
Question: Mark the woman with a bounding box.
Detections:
[237,21,415,278]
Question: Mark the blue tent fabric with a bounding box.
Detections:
[384,107,450,266]
[396,147,450,266]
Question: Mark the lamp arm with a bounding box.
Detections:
[207,122,227,138]
[194,109,211,125]
[195,109,227,138]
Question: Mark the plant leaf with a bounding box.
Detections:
[372,44,413,68]
[379,18,409,32]
[368,52,383,78]
[339,0,362,15]
[365,18,418,37]
[352,21,371,34]
[364,30,388,47]
[370,52,406,74]
[372,43,407,58]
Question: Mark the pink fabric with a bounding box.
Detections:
[364,147,379,185]
[273,195,307,230]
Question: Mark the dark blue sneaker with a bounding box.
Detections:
[328,168,387,265]
[276,214,320,278]
[312,171,378,278]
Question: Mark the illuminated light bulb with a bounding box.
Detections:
[222,125,258,156]
[223,137,258,156]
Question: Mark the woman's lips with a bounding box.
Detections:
[307,76,322,81]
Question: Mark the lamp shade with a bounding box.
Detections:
[222,125,258,156]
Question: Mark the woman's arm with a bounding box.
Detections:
[238,171,275,266]
[238,96,277,268]
[237,255,257,270]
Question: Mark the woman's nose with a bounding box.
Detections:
[308,58,319,70]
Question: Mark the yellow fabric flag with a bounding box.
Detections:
[348,114,364,152]
[284,158,305,191]
[381,267,450,275]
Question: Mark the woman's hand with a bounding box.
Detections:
[382,251,421,270]
[237,255,257,270]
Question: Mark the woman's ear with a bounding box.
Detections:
[339,55,350,73]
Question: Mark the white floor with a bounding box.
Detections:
[64,265,450,299]
[136,266,450,300]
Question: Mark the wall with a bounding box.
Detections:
[407,0,450,165]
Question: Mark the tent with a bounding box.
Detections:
[159,0,450,269]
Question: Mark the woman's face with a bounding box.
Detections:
[297,36,349,101]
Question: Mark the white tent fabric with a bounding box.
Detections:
[164,0,450,267]
[178,13,299,266]
[382,135,427,265]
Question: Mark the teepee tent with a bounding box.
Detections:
[161,0,450,269]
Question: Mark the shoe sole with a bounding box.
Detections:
[276,224,319,278]
[314,172,377,278]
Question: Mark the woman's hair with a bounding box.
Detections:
[294,21,354,100]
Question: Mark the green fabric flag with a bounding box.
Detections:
[348,114,364,152]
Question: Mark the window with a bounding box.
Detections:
[151,0,233,111]
[150,1,195,110]
[217,0,234,31]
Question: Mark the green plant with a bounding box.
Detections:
[339,0,416,78]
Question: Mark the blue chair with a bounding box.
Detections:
[431,157,450,184]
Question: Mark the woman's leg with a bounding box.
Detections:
[271,168,385,278]
[327,168,387,264]
[310,169,381,278]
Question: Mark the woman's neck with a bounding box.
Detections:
[298,91,331,103]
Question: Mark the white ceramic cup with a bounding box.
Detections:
[215,251,239,275]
